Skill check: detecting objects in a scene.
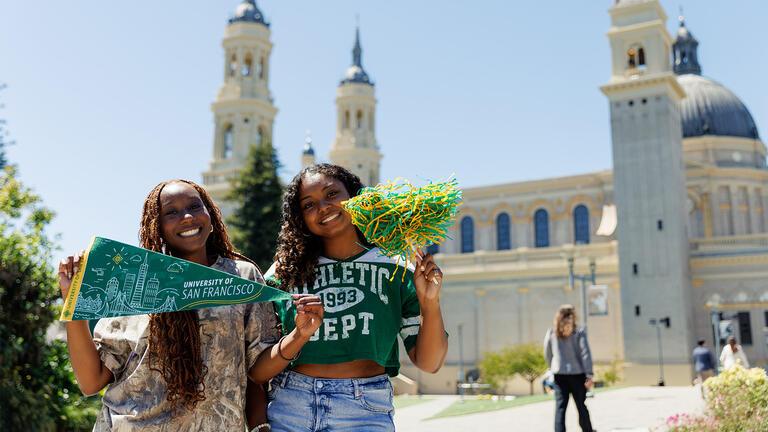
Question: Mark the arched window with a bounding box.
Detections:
[426,243,439,255]
[229,54,237,77]
[627,45,646,69]
[223,124,233,159]
[243,53,252,76]
[573,205,590,244]
[357,110,363,129]
[461,217,474,253]
[496,213,511,250]
[344,110,350,129]
[257,126,265,147]
[258,57,265,79]
[534,209,549,248]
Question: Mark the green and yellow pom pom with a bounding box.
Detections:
[342,177,462,274]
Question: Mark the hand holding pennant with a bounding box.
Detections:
[59,237,290,321]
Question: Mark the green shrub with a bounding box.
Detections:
[478,343,547,395]
[656,366,768,431]
[703,365,768,431]
[595,355,623,386]
[0,166,101,431]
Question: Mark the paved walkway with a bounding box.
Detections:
[394,386,705,431]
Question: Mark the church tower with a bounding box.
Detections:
[672,15,701,76]
[600,0,694,381]
[202,0,277,216]
[301,131,316,168]
[328,26,381,187]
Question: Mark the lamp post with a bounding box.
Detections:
[706,299,722,373]
[562,248,595,331]
[457,323,465,401]
[649,317,670,386]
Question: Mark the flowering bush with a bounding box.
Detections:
[656,366,768,431]
[659,413,718,432]
[703,366,768,431]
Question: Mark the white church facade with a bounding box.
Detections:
[203,0,767,393]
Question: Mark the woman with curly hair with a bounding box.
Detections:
[544,304,595,432]
[258,164,448,431]
[58,179,323,431]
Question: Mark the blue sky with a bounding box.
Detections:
[1,1,766,259]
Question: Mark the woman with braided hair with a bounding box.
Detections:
[58,179,323,431]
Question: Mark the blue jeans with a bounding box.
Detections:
[267,370,395,432]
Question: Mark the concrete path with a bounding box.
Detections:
[394,386,705,432]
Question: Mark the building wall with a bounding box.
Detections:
[402,243,623,394]
[442,172,614,254]
[691,251,768,368]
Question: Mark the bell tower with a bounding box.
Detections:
[301,131,316,168]
[328,26,381,187]
[672,15,701,76]
[600,0,694,381]
[202,0,277,216]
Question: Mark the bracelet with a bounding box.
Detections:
[250,423,270,432]
[277,335,300,362]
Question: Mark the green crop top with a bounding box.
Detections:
[265,248,421,377]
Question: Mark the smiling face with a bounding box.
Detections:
[158,182,212,260]
[299,173,356,240]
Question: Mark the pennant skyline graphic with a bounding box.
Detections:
[60,237,290,321]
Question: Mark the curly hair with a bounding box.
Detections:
[554,304,576,339]
[273,164,372,290]
[140,179,256,415]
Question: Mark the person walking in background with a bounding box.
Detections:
[692,339,715,382]
[692,338,715,397]
[544,304,595,432]
[720,336,749,370]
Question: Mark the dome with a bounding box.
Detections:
[339,27,374,87]
[341,65,372,86]
[678,74,760,139]
[303,133,315,155]
[676,24,694,42]
[229,0,268,27]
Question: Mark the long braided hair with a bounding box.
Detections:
[140,179,256,415]
[273,164,372,290]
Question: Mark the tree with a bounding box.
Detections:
[226,142,283,270]
[0,83,12,169]
[510,343,548,395]
[478,348,514,391]
[479,343,548,395]
[0,166,100,431]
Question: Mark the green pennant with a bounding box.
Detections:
[59,237,290,321]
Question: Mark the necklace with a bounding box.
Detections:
[329,244,366,266]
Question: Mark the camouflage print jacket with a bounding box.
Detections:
[91,257,280,431]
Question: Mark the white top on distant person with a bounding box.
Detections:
[720,336,749,370]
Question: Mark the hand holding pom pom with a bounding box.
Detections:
[342,177,462,280]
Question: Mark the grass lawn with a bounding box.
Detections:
[427,386,621,420]
[393,396,435,409]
